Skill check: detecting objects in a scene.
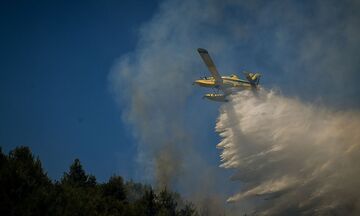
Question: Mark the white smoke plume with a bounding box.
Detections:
[217,89,360,215]
[109,0,360,214]
[109,1,233,211]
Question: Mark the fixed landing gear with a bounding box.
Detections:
[213,87,220,94]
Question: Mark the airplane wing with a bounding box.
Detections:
[197,48,223,85]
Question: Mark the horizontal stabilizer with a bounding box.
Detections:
[243,71,261,86]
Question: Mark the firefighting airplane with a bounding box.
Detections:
[193,48,261,102]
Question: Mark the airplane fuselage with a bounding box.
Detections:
[194,75,253,89]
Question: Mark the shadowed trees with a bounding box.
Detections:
[0,146,198,216]
[0,146,53,216]
[61,159,97,187]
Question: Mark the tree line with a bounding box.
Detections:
[0,146,198,216]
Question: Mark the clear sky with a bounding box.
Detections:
[0,0,161,181]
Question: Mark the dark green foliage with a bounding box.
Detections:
[0,146,198,216]
[157,188,177,216]
[125,179,150,202]
[178,203,198,216]
[102,175,126,201]
[61,158,96,187]
[138,188,158,216]
[0,146,53,216]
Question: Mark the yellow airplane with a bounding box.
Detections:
[194,48,261,102]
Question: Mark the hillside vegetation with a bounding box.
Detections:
[0,146,197,216]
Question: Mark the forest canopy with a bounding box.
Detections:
[0,146,197,216]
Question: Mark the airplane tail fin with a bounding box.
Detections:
[243,71,261,86]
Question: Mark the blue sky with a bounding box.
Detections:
[1,0,359,192]
[2,1,359,214]
[0,0,161,181]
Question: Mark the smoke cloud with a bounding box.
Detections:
[109,1,233,210]
[109,0,360,214]
[217,89,360,215]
